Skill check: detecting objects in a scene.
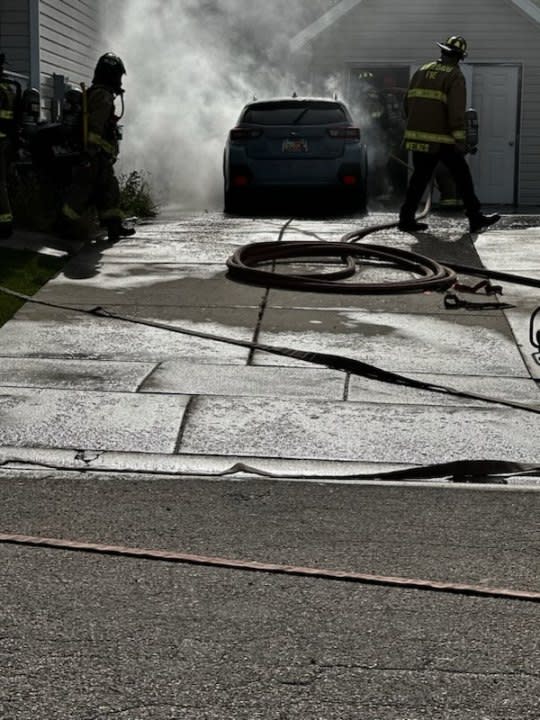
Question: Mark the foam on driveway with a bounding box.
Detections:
[0,387,189,453]
[0,213,539,474]
[178,395,540,464]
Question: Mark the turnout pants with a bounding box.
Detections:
[400,145,481,222]
[62,152,122,223]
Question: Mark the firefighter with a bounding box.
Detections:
[60,52,135,241]
[379,74,408,197]
[0,53,17,239]
[435,162,463,209]
[398,36,500,233]
[356,70,388,198]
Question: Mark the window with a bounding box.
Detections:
[242,101,349,126]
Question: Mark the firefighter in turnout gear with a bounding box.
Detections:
[61,52,135,241]
[356,70,389,199]
[398,36,500,234]
[0,53,17,238]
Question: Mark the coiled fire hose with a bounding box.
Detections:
[227,239,457,294]
[226,196,540,296]
[226,197,444,293]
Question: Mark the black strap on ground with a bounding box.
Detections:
[2,453,538,485]
[0,284,538,415]
[443,292,516,311]
[452,279,503,295]
[84,305,540,415]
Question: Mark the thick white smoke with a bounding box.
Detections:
[100,0,338,211]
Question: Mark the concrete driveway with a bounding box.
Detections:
[0,210,539,480]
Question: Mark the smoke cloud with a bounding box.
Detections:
[100,0,338,211]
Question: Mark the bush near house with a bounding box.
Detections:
[10,167,159,234]
[118,170,159,219]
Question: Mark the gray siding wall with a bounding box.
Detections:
[300,0,540,204]
[0,0,30,76]
[39,0,101,118]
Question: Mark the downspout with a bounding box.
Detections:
[28,0,40,91]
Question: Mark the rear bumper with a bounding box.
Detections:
[225,163,365,191]
[224,144,367,190]
[224,184,366,216]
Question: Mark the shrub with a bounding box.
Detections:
[118,170,159,218]
[10,165,159,235]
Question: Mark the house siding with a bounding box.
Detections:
[0,0,31,76]
[38,0,101,118]
[299,0,540,204]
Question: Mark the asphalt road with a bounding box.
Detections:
[1,470,539,720]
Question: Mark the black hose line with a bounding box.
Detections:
[443,261,540,290]
[226,241,457,294]
[227,208,540,295]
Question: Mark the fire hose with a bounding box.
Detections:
[1,531,538,603]
[226,199,540,295]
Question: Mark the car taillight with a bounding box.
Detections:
[342,175,358,185]
[327,127,361,140]
[230,128,262,141]
[232,175,250,187]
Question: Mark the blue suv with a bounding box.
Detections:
[223,97,368,214]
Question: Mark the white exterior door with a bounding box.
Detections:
[468,65,520,204]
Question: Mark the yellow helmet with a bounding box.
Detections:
[436,35,468,58]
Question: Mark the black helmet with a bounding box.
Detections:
[93,52,126,91]
[436,35,468,59]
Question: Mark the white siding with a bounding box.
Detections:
[0,0,30,75]
[38,0,101,118]
[299,0,540,205]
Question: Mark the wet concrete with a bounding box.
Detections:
[0,210,539,476]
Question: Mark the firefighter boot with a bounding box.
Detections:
[398,216,429,232]
[468,213,501,234]
[0,220,13,239]
[103,219,136,241]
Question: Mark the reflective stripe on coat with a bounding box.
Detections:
[403,60,467,153]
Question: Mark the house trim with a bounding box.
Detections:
[290,0,365,52]
[290,0,540,52]
[510,0,540,23]
[28,0,41,89]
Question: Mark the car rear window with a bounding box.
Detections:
[241,101,349,126]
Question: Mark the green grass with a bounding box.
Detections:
[0,247,65,327]
[1,166,158,325]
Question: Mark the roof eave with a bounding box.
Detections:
[289,0,540,55]
[509,0,540,23]
[289,0,365,53]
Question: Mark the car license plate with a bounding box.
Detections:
[282,138,308,153]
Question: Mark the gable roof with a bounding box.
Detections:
[290,0,540,52]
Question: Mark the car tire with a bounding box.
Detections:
[358,146,369,212]
[224,189,241,215]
